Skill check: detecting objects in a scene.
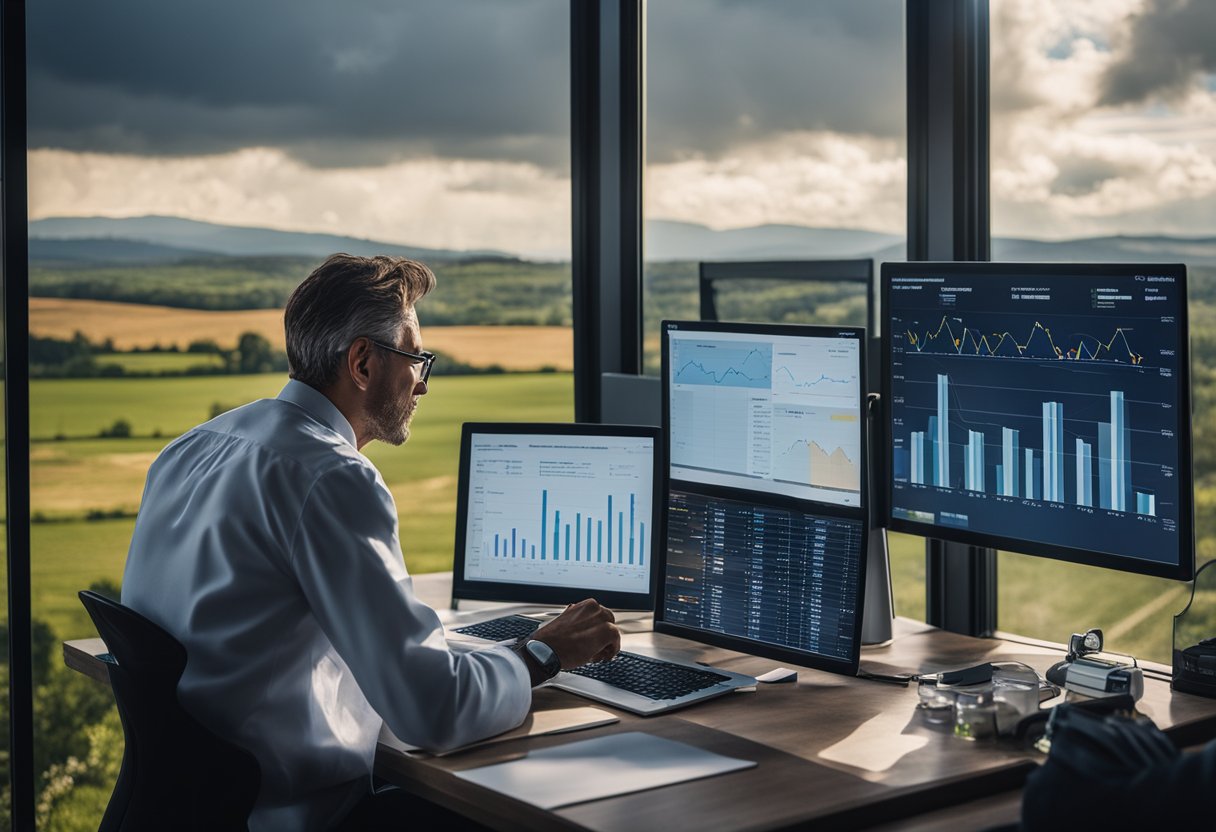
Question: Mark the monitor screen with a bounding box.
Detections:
[452,423,662,609]
[656,320,870,675]
[883,262,1193,580]
[666,325,865,507]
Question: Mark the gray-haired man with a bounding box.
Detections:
[122,254,620,831]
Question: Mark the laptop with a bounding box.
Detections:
[448,422,756,715]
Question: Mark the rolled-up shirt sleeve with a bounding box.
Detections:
[288,459,531,752]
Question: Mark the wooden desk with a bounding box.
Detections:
[65,573,1216,831]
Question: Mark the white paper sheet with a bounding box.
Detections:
[455,731,756,809]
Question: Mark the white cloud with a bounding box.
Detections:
[645,131,906,235]
[28,148,573,259]
[990,0,1216,239]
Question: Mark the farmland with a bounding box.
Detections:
[29,371,574,639]
[31,297,574,370]
[26,255,1216,662]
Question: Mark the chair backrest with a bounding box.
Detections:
[79,590,261,832]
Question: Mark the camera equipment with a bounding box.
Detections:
[1046,628,1143,701]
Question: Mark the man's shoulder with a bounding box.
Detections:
[164,397,368,481]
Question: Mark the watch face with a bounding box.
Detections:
[526,639,559,673]
[526,638,553,661]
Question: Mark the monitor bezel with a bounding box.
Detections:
[655,319,870,676]
[451,422,664,610]
[881,261,1195,581]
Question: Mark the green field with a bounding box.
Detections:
[30,372,573,639]
[28,369,1191,663]
[95,352,226,373]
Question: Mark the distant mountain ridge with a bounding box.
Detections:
[29,214,1216,266]
[30,215,510,263]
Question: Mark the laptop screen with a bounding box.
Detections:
[451,423,662,610]
[656,321,869,675]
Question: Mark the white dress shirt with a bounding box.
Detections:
[122,380,531,831]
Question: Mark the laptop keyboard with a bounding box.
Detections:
[453,615,540,642]
[568,651,731,700]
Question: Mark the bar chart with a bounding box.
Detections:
[886,270,1185,565]
[483,488,647,565]
[904,375,1152,515]
[462,433,654,595]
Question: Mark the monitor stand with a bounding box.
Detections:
[861,526,895,645]
[861,392,895,645]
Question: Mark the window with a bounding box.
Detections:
[991,0,1216,660]
[643,0,920,618]
[27,1,571,822]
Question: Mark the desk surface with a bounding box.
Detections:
[65,572,1216,831]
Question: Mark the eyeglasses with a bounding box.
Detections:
[369,340,436,384]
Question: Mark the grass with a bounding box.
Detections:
[95,352,226,373]
[28,373,573,639]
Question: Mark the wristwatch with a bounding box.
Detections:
[514,637,562,686]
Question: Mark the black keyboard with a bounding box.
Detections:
[568,651,731,700]
[453,615,541,642]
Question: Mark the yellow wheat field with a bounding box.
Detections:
[31,297,573,370]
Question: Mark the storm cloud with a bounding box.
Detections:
[1099,0,1216,106]
[29,0,572,168]
[30,0,904,170]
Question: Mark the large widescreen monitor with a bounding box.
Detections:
[883,262,1194,580]
[452,423,662,610]
[656,320,870,675]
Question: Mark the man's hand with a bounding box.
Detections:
[531,598,621,668]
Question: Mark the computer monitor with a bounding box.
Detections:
[655,320,870,675]
[882,262,1194,581]
[452,423,662,610]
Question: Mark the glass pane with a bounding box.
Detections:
[0,125,10,831]
[27,1,571,823]
[644,0,916,617]
[991,0,1216,662]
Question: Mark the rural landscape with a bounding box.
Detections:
[12,214,1216,826]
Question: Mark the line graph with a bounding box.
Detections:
[672,341,772,389]
[771,406,861,491]
[773,366,859,390]
[905,316,1144,365]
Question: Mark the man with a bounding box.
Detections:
[122,253,621,831]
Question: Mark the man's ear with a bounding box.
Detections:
[346,337,374,392]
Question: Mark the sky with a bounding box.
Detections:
[25,0,1216,258]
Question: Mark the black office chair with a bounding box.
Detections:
[78,590,261,832]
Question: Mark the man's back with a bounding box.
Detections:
[122,382,531,831]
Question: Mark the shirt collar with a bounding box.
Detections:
[277,379,358,448]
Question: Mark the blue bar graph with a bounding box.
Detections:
[936,374,950,487]
[1002,428,1019,497]
[541,490,548,560]
[629,495,635,565]
[965,430,985,492]
[1024,448,1036,500]
[484,487,649,563]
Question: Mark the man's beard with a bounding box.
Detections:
[365,381,417,446]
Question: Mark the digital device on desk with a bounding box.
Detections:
[882,262,1194,580]
[651,320,871,678]
[450,423,661,631]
